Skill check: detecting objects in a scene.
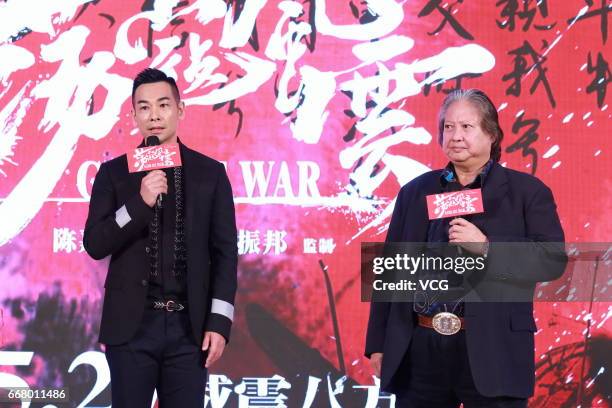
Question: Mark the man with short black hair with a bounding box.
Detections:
[84,68,237,407]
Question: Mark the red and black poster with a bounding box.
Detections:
[0,1,610,406]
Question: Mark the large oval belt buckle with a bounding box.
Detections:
[432,312,462,335]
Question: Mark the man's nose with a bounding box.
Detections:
[149,106,161,120]
[451,130,464,141]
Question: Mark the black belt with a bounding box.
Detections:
[150,300,186,312]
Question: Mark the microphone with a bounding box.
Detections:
[127,137,181,206]
[426,189,485,255]
[145,135,160,147]
[145,135,164,207]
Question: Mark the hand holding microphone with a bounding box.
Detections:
[449,217,488,255]
[140,170,167,207]
[139,135,167,208]
[425,188,488,255]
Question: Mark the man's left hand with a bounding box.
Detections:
[448,217,488,255]
[202,331,226,368]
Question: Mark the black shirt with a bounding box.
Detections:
[413,160,493,316]
[147,167,187,302]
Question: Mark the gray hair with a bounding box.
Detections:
[437,89,504,162]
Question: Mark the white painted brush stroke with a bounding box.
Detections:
[0,82,31,177]
[0,26,131,246]
[220,0,268,49]
[0,44,35,83]
[314,0,404,41]
[352,35,414,63]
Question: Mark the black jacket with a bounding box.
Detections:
[84,143,237,346]
[365,162,567,398]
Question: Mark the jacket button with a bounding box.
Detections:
[141,279,148,287]
[145,246,150,254]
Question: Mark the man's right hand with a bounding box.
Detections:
[140,170,168,207]
[370,352,383,378]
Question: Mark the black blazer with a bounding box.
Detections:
[365,162,566,398]
[84,143,238,346]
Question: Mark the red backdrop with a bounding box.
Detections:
[0,1,610,406]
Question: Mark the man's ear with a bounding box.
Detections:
[178,100,185,120]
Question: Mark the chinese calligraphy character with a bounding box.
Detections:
[567,0,611,44]
[339,62,432,201]
[418,0,475,40]
[205,374,233,408]
[53,228,77,253]
[496,0,556,32]
[238,229,261,255]
[266,0,335,145]
[336,43,495,241]
[303,238,318,254]
[586,51,611,108]
[502,40,556,108]
[353,376,396,408]
[318,238,336,254]
[505,111,540,175]
[263,230,288,255]
[234,375,291,408]
[0,26,131,246]
[299,374,350,408]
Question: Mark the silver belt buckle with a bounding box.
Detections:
[153,300,185,312]
[432,312,462,335]
[165,300,184,312]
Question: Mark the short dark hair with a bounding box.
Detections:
[132,68,180,105]
[437,89,504,163]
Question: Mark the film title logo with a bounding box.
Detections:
[426,189,484,219]
[128,143,181,173]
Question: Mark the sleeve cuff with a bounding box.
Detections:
[114,205,131,228]
[123,193,154,227]
[205,313,233,343]
[211,298,234,322]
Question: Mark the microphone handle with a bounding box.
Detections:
[451,216,463,255]
[145,135,163,209]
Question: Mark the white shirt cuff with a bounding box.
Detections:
[211,298,234,322]
[115,205,131,228]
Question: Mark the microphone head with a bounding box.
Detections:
[146,135,161,146]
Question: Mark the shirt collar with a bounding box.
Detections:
[440,160,493,189]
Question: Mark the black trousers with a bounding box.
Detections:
[105,308,207,408]
[393,325,528,408]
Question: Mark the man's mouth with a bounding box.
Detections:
[149,127,164,133]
